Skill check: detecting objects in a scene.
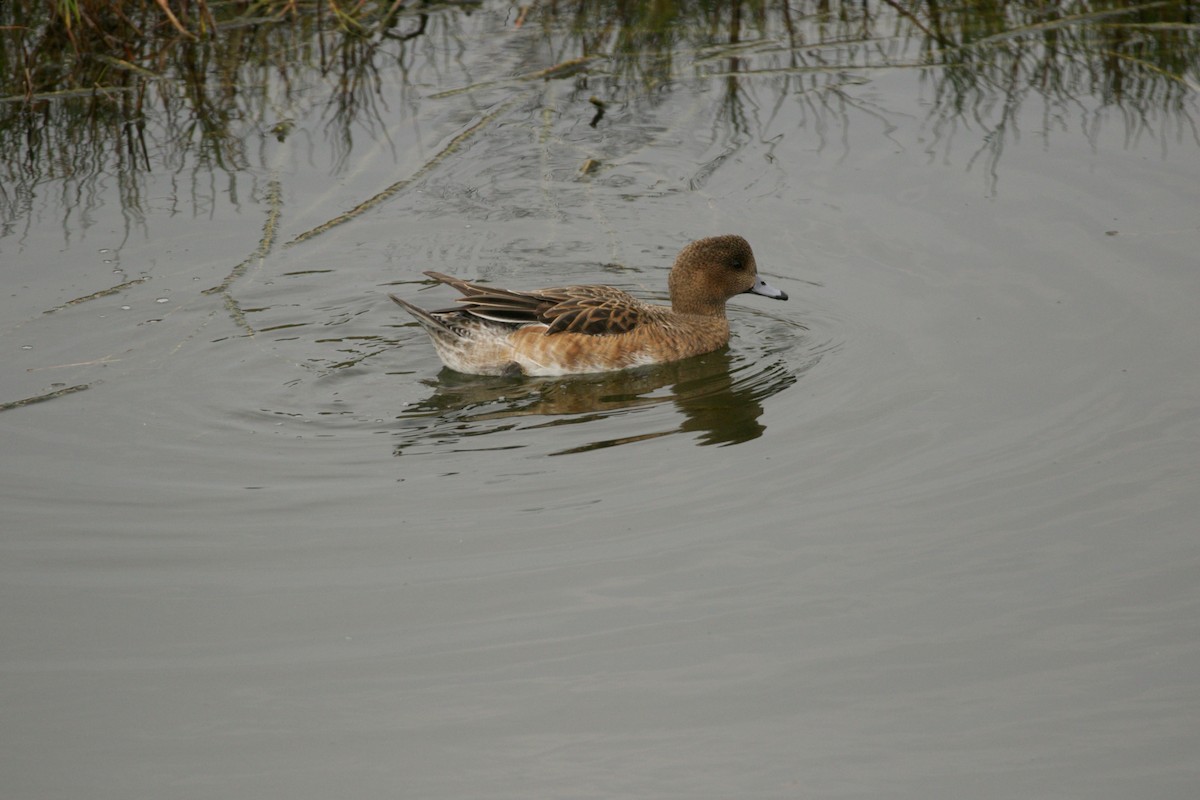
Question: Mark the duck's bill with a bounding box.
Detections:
[746,276,788,301]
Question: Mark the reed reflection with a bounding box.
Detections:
[2,1,1196,233]
[0,1,454,237]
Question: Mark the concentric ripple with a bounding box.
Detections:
[383,298,833,456]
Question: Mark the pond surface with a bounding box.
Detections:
[2,2,1199,797]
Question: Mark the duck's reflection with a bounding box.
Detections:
[393,348,797,455]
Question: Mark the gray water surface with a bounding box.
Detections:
[3,3,1199,798]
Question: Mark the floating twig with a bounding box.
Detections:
[0,86,138,104]
[43,277,150,314]
[285,100,516,246]
[204,178,283,335]
[204,178,283,296]
[0,383,91,413]
[27,357,121,371]
[94,55,163,79]
[964,1,1171,47]
[429,56,604,99]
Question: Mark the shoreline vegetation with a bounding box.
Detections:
[3,1,1194,98]
[2,1,1197,227]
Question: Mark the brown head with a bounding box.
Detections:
[666,235,788,317]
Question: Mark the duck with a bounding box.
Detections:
[389,234,787,376]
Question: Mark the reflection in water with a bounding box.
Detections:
[0,1,459,239]
[570,0,1199,191]
[391,346,803,455]
[2,1,1197,235]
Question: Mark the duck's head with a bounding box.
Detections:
[668,234,788,316]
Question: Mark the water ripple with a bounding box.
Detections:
[382,299,833,456]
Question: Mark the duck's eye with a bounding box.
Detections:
[729,259,744,271]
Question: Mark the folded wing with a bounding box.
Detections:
[424,271,655,335]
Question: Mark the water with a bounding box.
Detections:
[2,3,1199,797]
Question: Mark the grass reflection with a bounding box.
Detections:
[0,0,451,234]
[1,0,1196,228]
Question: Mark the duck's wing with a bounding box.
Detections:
[423,272,661,335]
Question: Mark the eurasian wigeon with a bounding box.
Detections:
[389,234,787,376]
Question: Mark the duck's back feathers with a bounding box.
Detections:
[423,271,654,335]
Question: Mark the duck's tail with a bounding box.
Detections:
[389,294,453,334]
